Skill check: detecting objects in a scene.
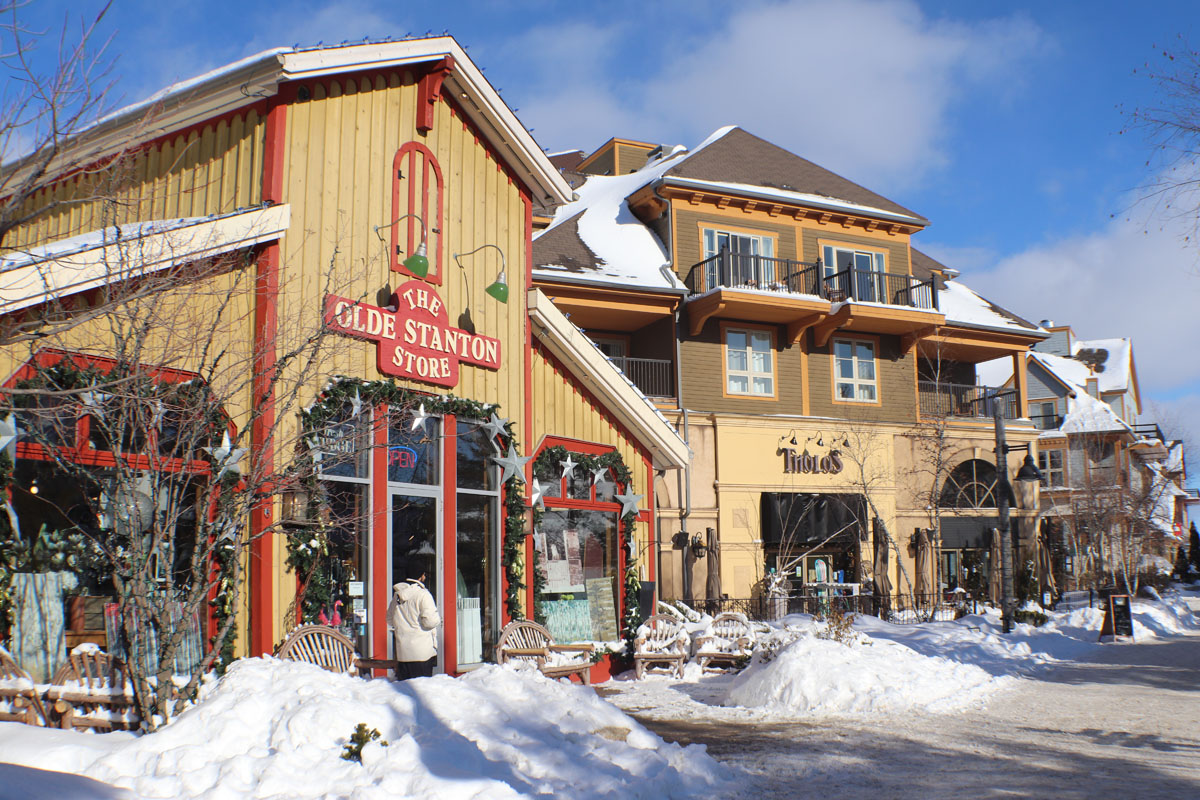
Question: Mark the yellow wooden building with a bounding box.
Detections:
[0,39,687,677]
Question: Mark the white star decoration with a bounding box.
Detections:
[613,490,643,518]
[79,391,108,421]
[410,403,433,433]
[0,415,17,458]
[349,389,363,418]
[492,444,532,485]
[560,454,578,480]
[591,466,609,486]
[204,433,248,479]
[530,478,545,509]
[480,411,509,442]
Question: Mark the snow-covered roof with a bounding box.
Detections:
[0,205,291,315]
[1072,337,1133,393]
[3,38,573,209]
[1058,384,1131,435]
[660,176,924,225]
[975,357,1014,388]
[532,129,738,291]
[937,281,1043,334]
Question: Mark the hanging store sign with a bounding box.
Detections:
[782,448,843,475]
[325,280,501,388]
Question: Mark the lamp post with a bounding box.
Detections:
[993,392,1043,633]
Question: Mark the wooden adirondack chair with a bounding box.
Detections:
[633,614,689,679]
[693,611,755,671]
[495,620,594,684]
[46,649,139,732]
[0,648,47,726]
[275,625,360,675]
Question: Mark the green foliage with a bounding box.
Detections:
[960,549,989,599]
[1015,558,1038,604]
[1174,545,1190,580]
[340,723,388,763]
[1013,609,1048,627]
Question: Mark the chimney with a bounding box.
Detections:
[1086,377,1099,398]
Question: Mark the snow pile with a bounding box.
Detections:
[724,625,1008,716]
[0,658,728,800]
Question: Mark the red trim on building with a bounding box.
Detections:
[441,413,458,673]
[370,407,389,675]
[248,98,287,656]
[390,142,444,284]
[415,56,454,134]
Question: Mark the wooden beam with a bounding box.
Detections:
[688,300,727,336]
[818,212,832,225]
[768,204,782,217]
[813,305,853,347]
[743,200,756,214]
[689,193,703,205]
[717,197,730,209]
[840,215,854,228]
[899,325,939,356]
[786,312,824,345]
[865,220,879,232]
[792,209,806,221]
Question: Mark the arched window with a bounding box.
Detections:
[939,459,999,508]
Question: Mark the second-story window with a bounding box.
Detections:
[724,326,774,397]
[822,243,886,302]
[833,337,877,402]
[1038,449,1065,487]
[703,228,776,288]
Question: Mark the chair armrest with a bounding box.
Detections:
[504,647,551,657]
[548,644,595,655]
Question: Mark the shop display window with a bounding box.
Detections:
[455,420,500,668]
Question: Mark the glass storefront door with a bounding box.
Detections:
[388,491,442,667]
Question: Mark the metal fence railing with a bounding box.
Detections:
[608,356,674,398]
[917,381,1018,420]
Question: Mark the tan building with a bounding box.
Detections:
[534,128,1049,614]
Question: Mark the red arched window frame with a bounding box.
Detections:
[391,141,445,285]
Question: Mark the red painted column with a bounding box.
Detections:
[372,407,389,670]
[248,99,287,656]
[442,413,458,673]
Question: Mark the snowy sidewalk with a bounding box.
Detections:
[634,628,1200,799]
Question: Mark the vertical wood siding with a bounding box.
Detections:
[4,111,266,252]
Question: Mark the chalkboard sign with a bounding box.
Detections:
[1099,594,1134,642]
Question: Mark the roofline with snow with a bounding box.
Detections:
[527,288,690,471]
[531,270,689,296]
[658,176,928,226]
[3,38,573,208]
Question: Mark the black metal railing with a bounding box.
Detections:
[608,356,675,398]
[684,251,939,311]
[917,381,1017,419]
[1132,422,1165,441]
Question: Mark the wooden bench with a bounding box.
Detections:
[0,647,47,726]
[46,649,139,732]
[633,614,688,679]
[496,620,594,684]
[693,611,755,671]
[275,625,360,675]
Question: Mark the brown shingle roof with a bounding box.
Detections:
[531,212,601,272]
[664,127,926,223]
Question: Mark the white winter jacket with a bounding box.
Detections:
[387,580,440,662]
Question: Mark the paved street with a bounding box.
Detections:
[633,612,1200,799]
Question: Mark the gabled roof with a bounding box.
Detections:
[2,38,573,209]
[662,127,927,224]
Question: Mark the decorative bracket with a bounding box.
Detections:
[416,55,455,134]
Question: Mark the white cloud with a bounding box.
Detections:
[513,0,1049,192]
[965,212,1200,397]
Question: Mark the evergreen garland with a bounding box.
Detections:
[296,377,530,623]
[530,445,642,657]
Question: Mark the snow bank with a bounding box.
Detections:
[0,658,728,800]
[724,626,1009,716]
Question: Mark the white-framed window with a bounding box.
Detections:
[1032,400,1059,430]
[725,327,774,396]
[703,228,776,288]
[822,244,886,301]
[833,337,877,402]
[1038,449,1065,487]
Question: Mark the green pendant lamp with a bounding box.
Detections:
[484,270,509,304]
[402,241,429,278]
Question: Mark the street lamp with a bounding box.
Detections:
[994,392,1043,633]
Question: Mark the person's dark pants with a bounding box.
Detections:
[395,658,436,680]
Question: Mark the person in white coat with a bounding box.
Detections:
[387,562,441,679]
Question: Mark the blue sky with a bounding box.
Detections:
[14,0,1200,467]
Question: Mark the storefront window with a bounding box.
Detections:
[535,507,620,643]
[455,420,499,668]
[388,410,440,484]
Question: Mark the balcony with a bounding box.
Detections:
[685,251,939,311]
[1031,412,1065,431]
[609,356,674,399]
[918,381,1018,420]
